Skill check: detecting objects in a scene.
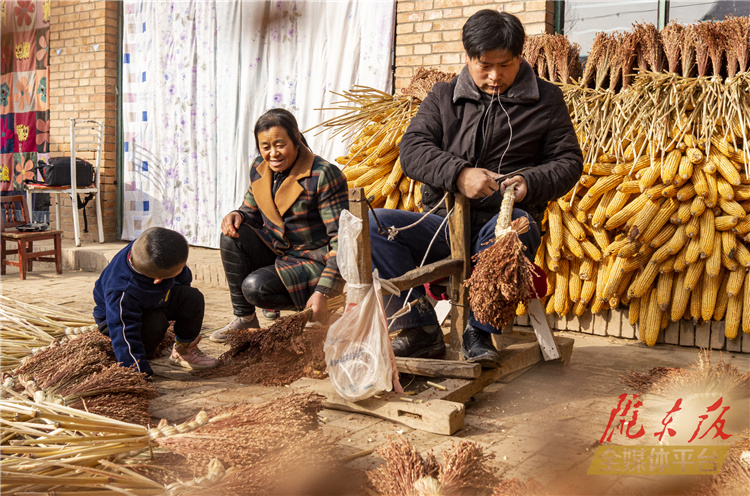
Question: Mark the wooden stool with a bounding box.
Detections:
[1,195,63,280]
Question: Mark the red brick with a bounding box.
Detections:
[415,0,434,10]
[442,52,462,64]
[396,22,414,35]
[396,55,424,67]
[395,67,414,78]
[424,10,443,20]
[443,8,463,18]
[396,45,414,56]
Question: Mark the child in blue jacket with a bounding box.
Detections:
[93,227,218,376]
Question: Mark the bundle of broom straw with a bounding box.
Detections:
[466,183,538,330]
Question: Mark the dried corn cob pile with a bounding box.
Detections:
[532,17,750,346]
[311,68,456,211]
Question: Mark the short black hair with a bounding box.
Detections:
[132,227,188,278]
[253,108,309,152]
[462,10,525,59]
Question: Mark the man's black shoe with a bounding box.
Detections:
[461,325,501,368]
[391,325,446,358]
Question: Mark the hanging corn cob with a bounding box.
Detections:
[532,16,750,345]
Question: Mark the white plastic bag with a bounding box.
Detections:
[324,209,401,401]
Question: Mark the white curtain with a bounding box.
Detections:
[122,0,396,247]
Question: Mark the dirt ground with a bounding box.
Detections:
[2,259,750,496]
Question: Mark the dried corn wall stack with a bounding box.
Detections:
[535,17,750,345]
[311,69,455,212]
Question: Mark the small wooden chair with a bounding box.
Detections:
[1,195,63,280]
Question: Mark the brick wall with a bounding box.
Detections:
[48,0,118,242]
[394,0,554,92]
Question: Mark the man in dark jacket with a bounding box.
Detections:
[369,10,582,366]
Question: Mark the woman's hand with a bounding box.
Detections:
[221,211,244,238]
[305,291,329,324]
[456,167,502,199]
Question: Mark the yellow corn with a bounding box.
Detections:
[735,242,750,268]
[413,181,423,211]
[605,193,650,230]
[725,293,742,339]
[354,162,393,188]
[657,270,675,311]
[689,276,703,322]
[554,259,569,316]
[719,198,746,219]
[726,267,745,298]
[629,259,661,298]
[676,182,696,202]
[617,180,641,194]
[713,274,729,320]
[638,163,662,192]
[734,185,750,201]
[742,270,750,334]
[629,296,641,326]
[666,224,688,255]
[683,258,706,292]
[716,176,735,200]
[385,188,400,209]
[733,215,750,235]
[364,175,389,204]
[591,226,610,251]
[686,147,704,165]
[580,174,622,210]
[375,146,399,166]
[580,239,602,262]
[685,235,701,264]
[685,215,701,238]
[648,223,677,249]
[661,149,682,185]
[643,288,662,346]
[627,198,664,240]
[618,241,642,259]
[670,271,690,321]
[662,185,679,197]
[562,209,587,241]
[382,157,403,196]
[722,248,740,271]
[579,256,594,281]
[569,258,582,302]
[701,271,721,322]
[344,165,370,181]
[715,215,740,231]
[398,175,411,194]
[580,174,597,188]
[562,227,584,259]
[705,234,722,277]
[699,209,715,258]
[645,184,666,200]
[612,155,652,175]
[710,147,742,186]
[639,198,679,246]
[624,247,654,272]
[690,196,706,218]
[693,168,709,197]
[705,172,718,208]
[602,256,627,301]
[591,189,616,228]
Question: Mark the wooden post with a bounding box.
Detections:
[448,193,471,358]
[348,188,372,285]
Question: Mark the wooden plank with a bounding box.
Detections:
[414,336,574,404]
[386,259,464,292]
[395,357,481,379]
[348,188,373,285]
[527,298,560,360]
[449,193,471,354]
[290,377,465,435]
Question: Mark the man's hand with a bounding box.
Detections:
[456,167,502,199]
[305,291,329,324]
[221,211,244,238]
[500,175,528,203]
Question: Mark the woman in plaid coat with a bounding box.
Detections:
[211,109,349,342]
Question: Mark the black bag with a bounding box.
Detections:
[39,157,95,187]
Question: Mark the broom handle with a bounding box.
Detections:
[494,182,516,238]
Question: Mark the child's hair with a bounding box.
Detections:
[131,227,189,279]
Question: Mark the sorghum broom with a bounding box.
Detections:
[465,184,538,330]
